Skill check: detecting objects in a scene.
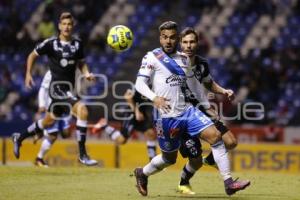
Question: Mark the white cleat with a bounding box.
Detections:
[79,155,98,166]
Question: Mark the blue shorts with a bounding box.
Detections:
[46,118,70,134]
[154,106,213,152]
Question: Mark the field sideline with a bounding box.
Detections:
[0,166,299,200]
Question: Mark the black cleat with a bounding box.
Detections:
[35,157,49,168]
[134,167,148,196]
[12,133,21,159]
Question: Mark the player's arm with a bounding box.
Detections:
[25,51,39,89]
[135,53,170,112]
[203,80,234,101]
[200,59,234,101]
[78,61,95,81]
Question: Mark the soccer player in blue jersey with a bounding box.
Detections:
[133,21,250,196]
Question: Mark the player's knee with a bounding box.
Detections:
[116,136,127,145]
[188,157,203,170]
[222,131,238,150]
[224,137,238,150]
[48,134,57,143]
[162,154,177,165]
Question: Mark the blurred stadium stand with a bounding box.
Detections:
[0,0,300,137]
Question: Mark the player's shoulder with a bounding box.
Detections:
[72,36,83,43]
[195,55,208,64]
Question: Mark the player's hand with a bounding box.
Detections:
[135,110,145,121]
[25,74,35,89]
[124,89,134,100]
[224,89,235,101]
[153,96,171,113]
[85,73,95,81]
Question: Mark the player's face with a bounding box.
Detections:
[180,33,198,57]
[59,18,74,38]
[160,29,178,54]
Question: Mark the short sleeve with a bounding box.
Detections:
[76,40,85,60]
[34,38,52,56]
[137,52,155,79]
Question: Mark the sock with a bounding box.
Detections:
[146,140,156,161]
[205,151,216,165]
[37,138,53,159]
[19,120,44,143]
[211,141,231,181]
[143,154,172,176]
[104,125,122,141]
[180,163,197,185]
[76,119,87,157]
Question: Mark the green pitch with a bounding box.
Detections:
[0,166,299,200]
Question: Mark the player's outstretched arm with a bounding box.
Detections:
[204,80,235,101]
[25,51,39,89]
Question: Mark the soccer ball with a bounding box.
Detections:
[107,25,133,52]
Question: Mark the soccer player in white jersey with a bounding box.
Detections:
[176,27,244,195]
[133,21,250,196]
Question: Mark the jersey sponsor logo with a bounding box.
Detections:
[60,59,75,67]
[166,74,186,87]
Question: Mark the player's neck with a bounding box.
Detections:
[189,55,196,65]
[59,34,72,42]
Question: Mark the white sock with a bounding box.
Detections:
[143,154,172,176]
[146,140,156,160]
[211,141,231,180]
[37,138,53,159]
[104,126,121,141]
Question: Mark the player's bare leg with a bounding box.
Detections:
[72,102,98,166]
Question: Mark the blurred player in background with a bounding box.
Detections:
[133,21,250,196]
[177,27,239,195]
[91,89,157,161]
[12,12,97,166]
[33,70,72,167]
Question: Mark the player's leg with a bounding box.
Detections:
[134,117,181,196]
[35,133,57,167]
[144,128,157,161]
[200,125,250,195]
[177,136,202,195]
[72,101,97,166]
[187,107,250,195]
[12,112,55,158]
[134,150,178,196]
[203,121,237,167]
[91,118,126,144]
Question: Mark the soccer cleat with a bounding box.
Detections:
[177,184,196,195]
[12,133,21,159]
[134,167,148,196]
[225,178,251,195]
[202,156,218,169]
[78,154,98,166]
[35,157,49,168]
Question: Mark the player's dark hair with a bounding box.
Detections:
[59,12,74,23]
[159,21,178,32]
[180,27,198,42]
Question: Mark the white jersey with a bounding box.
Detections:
[136,49,192,118]
[38,70,52,108]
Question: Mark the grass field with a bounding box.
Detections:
[0,166,299,200]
